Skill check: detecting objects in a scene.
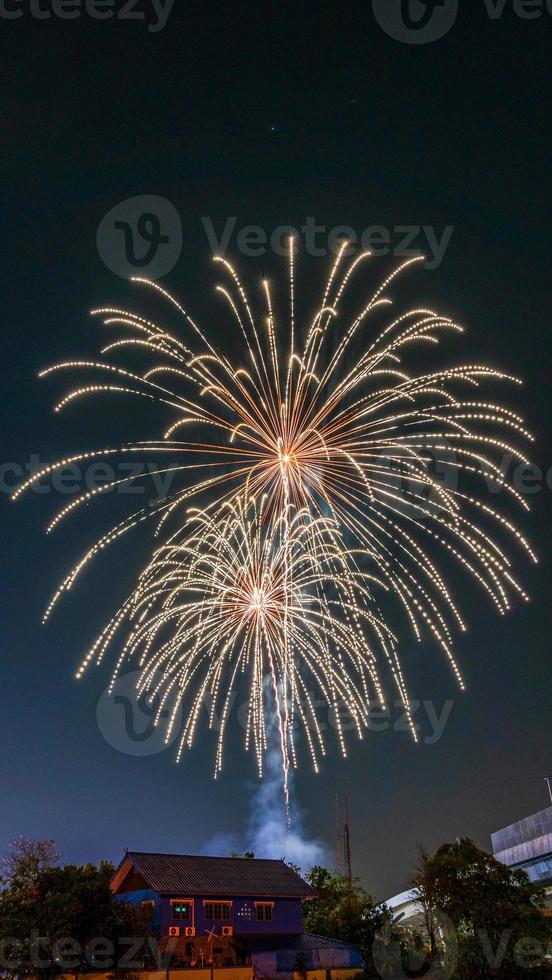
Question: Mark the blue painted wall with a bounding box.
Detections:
[117,892,303,936]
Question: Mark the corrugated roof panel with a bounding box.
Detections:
[118,851,316,898]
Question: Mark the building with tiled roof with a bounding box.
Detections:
[111,850,362,974]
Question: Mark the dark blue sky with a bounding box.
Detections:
[1,1,551,901]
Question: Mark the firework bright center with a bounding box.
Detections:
[249,586,268,614]
[279,446,295,465]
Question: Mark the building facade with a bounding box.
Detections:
[384,807,552,929]
[383,888,424,929]
[491,804,552,908]
[111,851,362,974]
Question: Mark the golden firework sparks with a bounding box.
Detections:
[15,242,535,779]
[76,497,394,802]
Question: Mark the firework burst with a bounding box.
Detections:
[80,496,394,801]
[14,241,535,777]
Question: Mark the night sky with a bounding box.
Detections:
[2,2,552,902]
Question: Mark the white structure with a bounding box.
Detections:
[384,888,424,926]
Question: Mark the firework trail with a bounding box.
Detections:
[14,242,535,779]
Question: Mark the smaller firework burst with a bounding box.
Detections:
[76,496,396,802]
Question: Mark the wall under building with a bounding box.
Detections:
[62,969,361,980]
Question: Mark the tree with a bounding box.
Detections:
[302,866,386,976]
[370,908,430,980]
[0,850,153,977]
[0,837,60,891]
[413,838,552,979]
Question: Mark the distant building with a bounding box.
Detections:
[491,805,552,908]
[384,807,552,925]
[384,888,424,928]
[111,851,363,974]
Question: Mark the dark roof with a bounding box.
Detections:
[117,851,316,898]
[239,934,360,953]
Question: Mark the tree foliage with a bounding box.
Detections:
[302,867,386,972]
[0,837,60,891]
[0,843,152,976]
[413,838,552,979]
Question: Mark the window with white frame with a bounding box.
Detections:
[171,900,192,920]
[205,902,232,921]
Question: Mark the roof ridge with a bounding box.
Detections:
[128,850,288,863]
[115,851,315,898]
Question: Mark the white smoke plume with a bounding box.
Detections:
[202,746,329,874]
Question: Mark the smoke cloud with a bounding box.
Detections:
[202,746,329,874]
